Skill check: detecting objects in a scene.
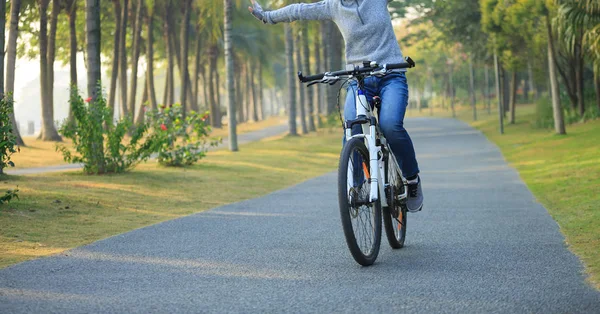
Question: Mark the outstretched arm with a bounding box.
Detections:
[249,0,332,24]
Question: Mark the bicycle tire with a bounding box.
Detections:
[383,159,407,249]
[338,138,382,266]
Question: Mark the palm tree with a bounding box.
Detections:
[555,0,599,111]
[224,0,238,151]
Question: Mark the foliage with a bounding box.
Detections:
[0,96,19,175]
[57,87,156,174]
[0,187,19,205]
[146,104,221,167]
[534,95,599,129]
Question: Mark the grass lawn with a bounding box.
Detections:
[0,129,341,268]
[11,116,286,170]
[409,104,600,289]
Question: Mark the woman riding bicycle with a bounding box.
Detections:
[249,0,423,212]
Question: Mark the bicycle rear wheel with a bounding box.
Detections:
[338,138,381,266]
[383,160,407,249]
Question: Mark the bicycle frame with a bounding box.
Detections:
[343,79,408,207]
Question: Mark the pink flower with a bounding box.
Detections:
[85,97,92,103]
[201,113,209,121]
[160,124,167,131]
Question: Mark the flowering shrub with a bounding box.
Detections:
[0,96,19,175]
[146,104,220,167]
[57,87,155,174]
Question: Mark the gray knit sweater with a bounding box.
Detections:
[264,0,404,68]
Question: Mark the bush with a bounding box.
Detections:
[57,88,156,174]
[534,96,600,129]
[0,187,19,205]
[534,96,555,129]
[146,104,220,167]
[0,96,19,175]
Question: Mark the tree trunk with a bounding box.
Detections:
[546,15,566,135]
[212,56,222,127]
[327,22,343,116]
[509,71,517,124]
[595,68,600,112]
[86,0,104,173]
[249,63,258,122]
[201,66,209,112]
[135,73,148,125]
[575,33,585,117]
[320,20,329,116]
[162,8,173,106]
[0,0,4,97]
[109,0,121,119]
[128,0,144,117]
[37,0,61,141]
[494,48,504,135]
[162,66,169,106]
[47,0,60,112]
[314,30,322,127]
[224,0,237,151]
[556,52,578,109]
[499,65,509,117]
[295,27,307,134]
[285,24,297,136]
[67,0,78,121]
[468,57,477,121]
[244,62,251,122]
[208,50,217,125]
[193,31,202,112]
[257,65,264,120]
[179,0,191,116]
[302,22,315,132]
[449,64,456,118]
[118,0,129,119]
[527,61,537,101]
[234,60,242,122]
[5,0,24,146]
[484,64,491,115]
[146,10,157,111]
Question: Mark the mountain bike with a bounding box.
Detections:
[298,57,415,266]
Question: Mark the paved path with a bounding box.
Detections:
[1,118,599,313]
[5,124,289,176]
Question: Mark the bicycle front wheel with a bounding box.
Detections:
[338,137,382,266]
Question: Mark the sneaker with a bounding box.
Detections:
[406,176,423,212]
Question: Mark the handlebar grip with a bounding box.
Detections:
[298,71,325,83]
[386,57,416,70]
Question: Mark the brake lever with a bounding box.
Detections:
[307,81,320,87]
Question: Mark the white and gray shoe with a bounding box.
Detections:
[406,176,423,212]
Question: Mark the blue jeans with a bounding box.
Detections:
[343,72,420,178]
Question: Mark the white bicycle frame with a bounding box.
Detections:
[344,84,408,207]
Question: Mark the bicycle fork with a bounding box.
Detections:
[345,89,388,208]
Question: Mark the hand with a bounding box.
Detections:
[248,0,268,24]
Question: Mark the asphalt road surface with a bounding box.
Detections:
[1,118,599,313]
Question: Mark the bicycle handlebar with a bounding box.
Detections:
[298,57,416,84]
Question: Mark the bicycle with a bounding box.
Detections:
[298,57,415,266]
